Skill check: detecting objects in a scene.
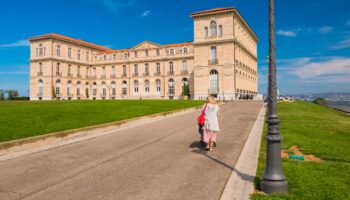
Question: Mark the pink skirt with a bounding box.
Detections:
[203,129,217,143]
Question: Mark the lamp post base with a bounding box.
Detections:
[261,179,288,194]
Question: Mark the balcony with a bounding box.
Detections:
[101,75,106,79]
[209,89,219,94]
[181,70,188,75]
[67,73,73,78]
[77,74,82,78]
[143,72,150,77]
[208,59,219,65]
[122,73,128,78]
[167,71,174,75]
[56,72,62,77]
[132,73,139,77]
[37,72,43,76]
[154,71,161,76]
[110,74,116,78]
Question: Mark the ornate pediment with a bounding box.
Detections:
[131,41,161,50]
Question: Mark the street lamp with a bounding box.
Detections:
[261,0,288,194]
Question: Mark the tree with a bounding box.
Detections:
[0,90,5,100]
[182,84,190,97]
[7,90,19,100]
[85,88,89,99]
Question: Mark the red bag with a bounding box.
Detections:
[198,103,208,125]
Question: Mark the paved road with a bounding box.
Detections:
[0,102,262,200]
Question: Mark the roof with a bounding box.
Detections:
[28,33,111,51]
[191,7,235,16]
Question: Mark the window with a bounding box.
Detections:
[102,67,106,76]
[144,80,150,94]
[134,64,138,75]
[113,54,116,60]
[103,55,107,61]
[156,63,161,73]
[134,51,138,58]
[205,27,208,38]
[93,82,97,96]
[157,49,160,56]
[169,62,174,74]
[78,49,81,60]
[170,49,174,55]
[111,81,116,96]
[38,44,45,56]
[168,79,175,96]
[112,66,116,75]
[145,50,149,57]
[93,67,96,76]
[183,48,188,54]
[134,80,139,94]
[145,63,149,74]
[77,81,81,95]
[182,78,189,86]
[182,61,188,73]
[123,65,127,75]
[67,80,72,95]
[57,45,61,57]
[68,64,71,75]
[219,25,223,36]
[210,46,217,63]
[38,79,43,96]
[210,21,217,36]
[122,81,127,96]
[56,63,60,74]
[39,62,43,73]
[86,52,89,61]
[123,53,128,59]
[209,70,219,94]
[102,82,107,96]
[55,79,61,95]
[77,66,80,76]
[156,79,161,95]
[68,47,72,58]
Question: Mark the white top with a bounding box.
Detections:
[202,103,220,131]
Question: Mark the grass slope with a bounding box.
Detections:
[0,100,203,142]
[252,102,350,200]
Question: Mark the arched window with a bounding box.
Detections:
[111,81,116,96]
[209,70,219,94]
[67,80,72,96]
[93,82,97,96]
[122,81,127,96]
[182,78,189,86]
[210,21,217,36]
[156,79,161,95]
[144,80,150,95]
[168,79,175,96]
[102,81,107,96]
[55,79,61,95]
[134,80,139,94]
[38,79,43,96]
[77,81,81,96]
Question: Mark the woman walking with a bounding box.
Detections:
[202,96,220,151]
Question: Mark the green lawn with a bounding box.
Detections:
[252,102,350,200]
[0,100,204,142]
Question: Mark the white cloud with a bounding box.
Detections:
[276,30,297,37]
[141,10,151,17]
[292,57,350,83]
[331,39,350,50]
[318,26,333,33]
[0,40,29,48]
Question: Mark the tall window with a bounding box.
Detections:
[112,66,116,75]
[210,46,217,63]
[57,45,61,57]
[169,62,174,74]
[102,82,107,96]
[145,63,149,75]
[219,25,223,36]
[134,51,138,58]
[55,79,61,95]
[205,27,208,38]
[68,64,71,75]
[134,80,139,94]
[156,79,161,95]
[122,81,127,96]
[113,54,116,60]
[67,80,72,95]
[168,79,175,96]
[93,82,97,96]
[56,63,60,74]
[93,67,96,76]
[38,44,45,56]
[77,49,81,60]
[182,61,188,72]
[77,81,81,96]
[38,79,43,96]
[210,21,217,36]
[77,66,81,76]
[111,81,116,96]
[183,48,188,54]
[144,80,150,95]
[170,49,174,55]
[145,50,149,57]
[68,47,72,58]
[39,62,43,73]
[209,70,219,93]
[157,49,160,56]
[134,64,138,75]
[156,63,161,74]
[123,65,127,75]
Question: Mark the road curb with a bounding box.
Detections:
[220,104,266,200]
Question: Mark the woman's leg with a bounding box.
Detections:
[203,129,210,149]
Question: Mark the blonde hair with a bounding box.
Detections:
[207,96,217,104]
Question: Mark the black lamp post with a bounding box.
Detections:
[260,0,288,194]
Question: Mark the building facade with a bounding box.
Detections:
[29,7,258,101]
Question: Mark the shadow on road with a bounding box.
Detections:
[191,149,255,183]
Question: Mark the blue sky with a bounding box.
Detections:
[0,0,349,96]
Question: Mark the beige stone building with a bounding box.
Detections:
[29,7,258,101]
